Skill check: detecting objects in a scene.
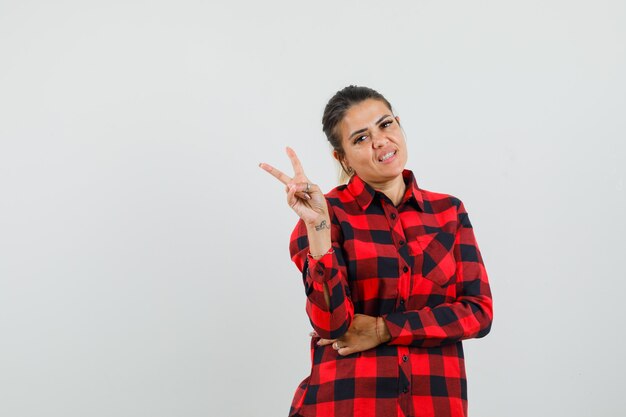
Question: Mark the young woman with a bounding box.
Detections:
[260,86,493,417]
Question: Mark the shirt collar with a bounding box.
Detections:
[346,169,424,211]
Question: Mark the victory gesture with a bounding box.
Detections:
[259,147,329,226]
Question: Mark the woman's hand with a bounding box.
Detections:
[259,147,329,226]
[313,314,392,356]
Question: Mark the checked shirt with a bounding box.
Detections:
[288,170,493,417]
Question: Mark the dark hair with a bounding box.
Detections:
[322,85,394,176]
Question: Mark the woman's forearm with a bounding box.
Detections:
[305,215,333,307]
[305,215,332,259]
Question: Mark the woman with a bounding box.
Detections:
[260,86,493,417]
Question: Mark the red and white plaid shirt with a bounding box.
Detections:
[288,170,493,417]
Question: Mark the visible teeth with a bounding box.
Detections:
[380,151,395,161]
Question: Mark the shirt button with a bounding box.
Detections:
[399,300,405,305]
[403,266,409,273]
[403,387,409,393]
[390,213,397,220]
[399,240,405,246]
[402,355,408,362]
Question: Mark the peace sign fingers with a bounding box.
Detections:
[259,147,329,225]
[259,161,311,201]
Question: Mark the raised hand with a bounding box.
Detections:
[259,147,329,226]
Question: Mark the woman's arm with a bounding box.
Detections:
[290,212,354,340]
[382,199,493,347]
[260,147,354,340]
[317,199,492,355]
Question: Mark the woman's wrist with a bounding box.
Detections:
[305,215,332,259]
[305,215,331,232]
[376,317,391,344]
[308,247,334,260]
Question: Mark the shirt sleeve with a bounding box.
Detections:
[382,200,494,347]
[289,213,354,340]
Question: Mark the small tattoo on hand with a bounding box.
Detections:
[315,220,330,231]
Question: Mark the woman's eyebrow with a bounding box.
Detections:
[348,114,392,139]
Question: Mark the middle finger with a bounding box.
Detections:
[286,147,306,177]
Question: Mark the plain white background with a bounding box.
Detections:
[1,1,625,416]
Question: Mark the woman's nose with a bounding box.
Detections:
[371,132,389,148]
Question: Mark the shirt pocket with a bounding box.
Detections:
[415,231,457,288]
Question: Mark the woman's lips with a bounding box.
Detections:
[378,150,397,163]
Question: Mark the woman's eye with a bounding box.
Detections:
[381,120,393,128]
[353,135,367,144]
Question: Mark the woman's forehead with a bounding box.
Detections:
[339,99,392,135]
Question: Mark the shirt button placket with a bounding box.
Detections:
[398,354,413,415]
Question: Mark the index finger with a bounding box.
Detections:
[259,162,292,185]
[286,147,306,177]
[316,338,336,346]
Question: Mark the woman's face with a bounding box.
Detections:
[336,98,407,185]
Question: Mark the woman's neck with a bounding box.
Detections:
[368,174,406,206]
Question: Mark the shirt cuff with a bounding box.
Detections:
[306,250,334,283]
[381,313,419,345]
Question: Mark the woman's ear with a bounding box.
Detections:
[395,115,401,125]
[333,150,352,174]
[333,150,348,166]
